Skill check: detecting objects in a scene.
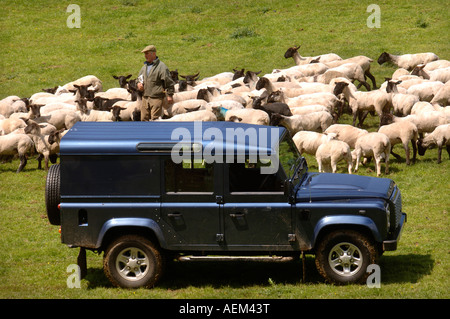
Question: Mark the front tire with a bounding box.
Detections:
[315,230,379,285]
[103,235,164,288]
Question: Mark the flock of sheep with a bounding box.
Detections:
[1,46,449,176]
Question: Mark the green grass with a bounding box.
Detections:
[1,0,449,299]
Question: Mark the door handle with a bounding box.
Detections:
[230,213,245,218]
[167,212,182,218]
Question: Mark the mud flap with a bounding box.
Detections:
[77,247,87,279]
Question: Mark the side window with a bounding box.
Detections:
[165,159,214,193]
[228,158,285,193]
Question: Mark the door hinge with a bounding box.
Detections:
[216,233,224,242]
[288,234,296,242]
[216,195,224,204]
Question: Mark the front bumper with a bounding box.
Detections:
[383,213,407,251]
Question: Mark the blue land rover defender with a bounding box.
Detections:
[45,121,406,288]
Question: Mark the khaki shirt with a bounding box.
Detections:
[138,58,175,98]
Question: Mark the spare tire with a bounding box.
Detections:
[45,164,61,225]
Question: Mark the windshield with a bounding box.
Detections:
[279,135,301,178]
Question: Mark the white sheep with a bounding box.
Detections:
[164,99,208,117]
[0,118,27,135]
[158,109,217,122]
[0,132,34,172]
[284,45,342,65]
[333,81,390,127]
[377,52,439,70]
[270,111,333,134]
[352,132,391,177]
[385,80,419,116]
[318,63,371,91]
[378,120,419,165]
[292,131,336,156]
[381,112,449,137]
[417,124,450,163]
[430,81,450,106]
[411,64,450,83]
[0,96,28,118]
[325,55,376,90]
[221,108,269,125]
[55,75,103,94]
[24,122,63,170]
[407,81,445,102]
[290,105,329,115]
[423,60,450,72]
[324,124,368,149]
[269,90,341,113]
[315,139,353,174]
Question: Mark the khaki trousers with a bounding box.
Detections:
[141,96,164,121]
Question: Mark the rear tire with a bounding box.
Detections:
[45,164,61,225]
[103,235,164,288]
[315,230,379,285]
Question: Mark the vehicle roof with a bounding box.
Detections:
[60,121,287,156]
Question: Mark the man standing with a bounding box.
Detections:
[137,45,175,120]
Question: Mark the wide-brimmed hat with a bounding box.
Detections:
[141,45,156,53]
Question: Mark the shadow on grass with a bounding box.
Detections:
[83,253,434,289]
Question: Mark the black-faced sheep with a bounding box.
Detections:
[0,132,34,173]
[417,124,450,163]
[377,52,439,70]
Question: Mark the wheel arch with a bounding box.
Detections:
[312,215,382,251]
[97,218,167,252]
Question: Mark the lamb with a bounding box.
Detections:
[324,124,368,149]
[0,132,34,172]
[411,64,450,83]
[333,81,391,127]
[194,72,235,86]
[315,140,353,174]
[24,122,63,170]
[292,131,336,156]
[95,88,132,100]
[378,119,419,165]
[417,124,450,163]
[377,52,439,70]
[352,132,391,177]
[270,112,333,134]
[283,45,342,65]
[271,62,329,79]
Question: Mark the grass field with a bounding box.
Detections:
[1,0,449,300]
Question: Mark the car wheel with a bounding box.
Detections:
[45,164,61,225]
[315,230,379,285]
[103,235,164,288]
